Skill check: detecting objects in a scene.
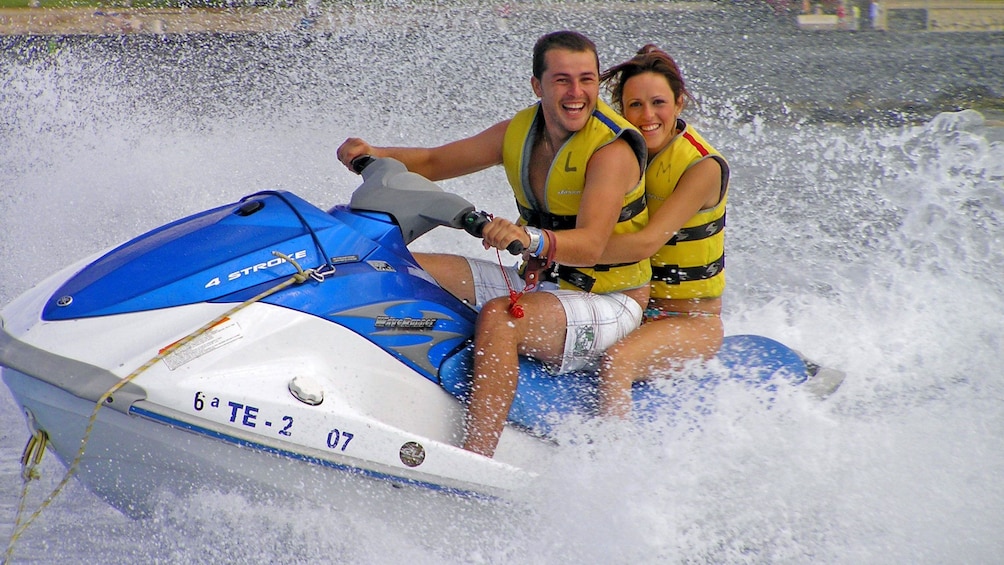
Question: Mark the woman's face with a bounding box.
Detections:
[621,71,684,154]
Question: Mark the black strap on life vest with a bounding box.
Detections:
[651,254,725,285]
[518,193,646,231]
[539,264,595,293]
[666,212,725,245]
[539,261,636,293]
[517,194,646,293]
[551,265,595,293]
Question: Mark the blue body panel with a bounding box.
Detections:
[43,192,374,320]
[439,334,808,434]
[39,190,811,435]
[42,191,477,380]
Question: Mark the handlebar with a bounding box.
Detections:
[461,211,525,256]
[350,155,375,174]
[350,154,525,255]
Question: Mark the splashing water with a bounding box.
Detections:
[2,3,1003,563]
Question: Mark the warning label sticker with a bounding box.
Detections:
[162,318,243,371]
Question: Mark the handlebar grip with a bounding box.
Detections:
[350,155,375,174]
[461,210,490,238]
[461,211,525,256]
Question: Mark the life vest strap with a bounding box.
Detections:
[518,194,646,231]
[551,265,595,293]
[541,261,641,293]
[666,212,726,245]
[652,254,725,285]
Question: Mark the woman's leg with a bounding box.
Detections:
[598,314,724,418]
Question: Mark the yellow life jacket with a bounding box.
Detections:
[647,120,729,300]
[501,100,650,294]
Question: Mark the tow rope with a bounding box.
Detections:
[3,251,323,563]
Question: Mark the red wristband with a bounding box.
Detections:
[542,229,557,268]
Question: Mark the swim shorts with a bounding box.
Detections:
[466,257,643,374]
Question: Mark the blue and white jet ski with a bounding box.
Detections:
[0,157,843,517]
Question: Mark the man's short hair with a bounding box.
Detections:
[532,31,599,80]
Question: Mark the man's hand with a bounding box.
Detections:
[480,217,529,255]
[336,138,376,171]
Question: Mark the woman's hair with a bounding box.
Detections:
[601,44,692,113]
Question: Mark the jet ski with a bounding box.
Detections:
[0,157,843,517]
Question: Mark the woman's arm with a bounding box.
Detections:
[599,157,724,264]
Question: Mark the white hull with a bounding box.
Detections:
[1,274,552,515]
[4,369,520,517]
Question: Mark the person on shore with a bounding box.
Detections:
[596,44,729,417]
[336,31,649,457]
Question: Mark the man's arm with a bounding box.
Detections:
[337,120,509,181]
[559,138,642,267]
[480,137,641,265]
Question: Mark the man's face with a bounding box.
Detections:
[532,48,599,137]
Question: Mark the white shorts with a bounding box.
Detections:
[466,257,643,374]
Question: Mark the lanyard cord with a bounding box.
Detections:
[496,247,528,318]
[495,227,556,319]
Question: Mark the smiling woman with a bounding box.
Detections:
[592,44,729,417]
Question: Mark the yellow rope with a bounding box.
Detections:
[4,429,48,563]
[3,252,320,561]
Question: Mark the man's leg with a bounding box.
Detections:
[413,252,477,305]
[463,292,567,457]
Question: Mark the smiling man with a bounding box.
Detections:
[336,30,649,458]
